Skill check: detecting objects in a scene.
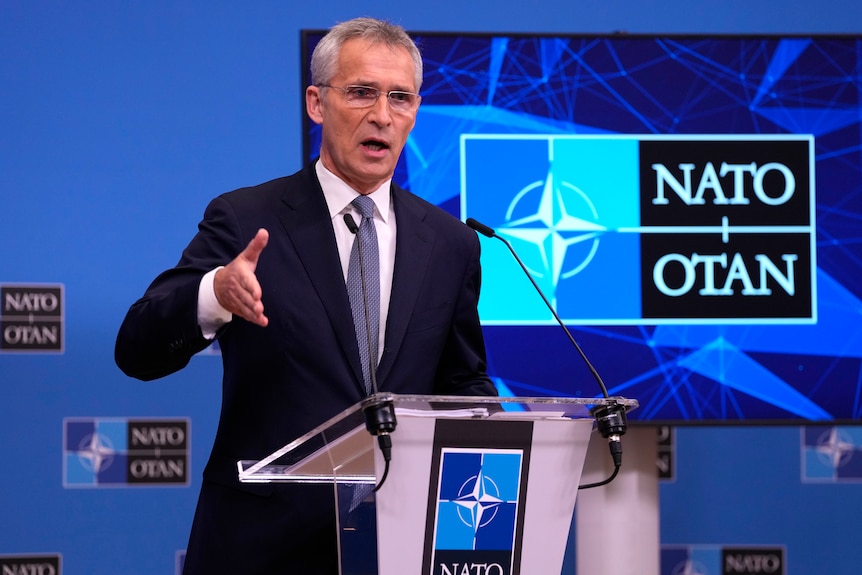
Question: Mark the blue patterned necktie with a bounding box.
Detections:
[346,195,380,394]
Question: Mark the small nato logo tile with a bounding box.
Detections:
[64,419,128,486]
[802,426,862,483]
[63,417,189,487]
[661,545,785,575]
[662,546,718,575]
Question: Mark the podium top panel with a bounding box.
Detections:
[238,393,637,484]
[374,393,637,413]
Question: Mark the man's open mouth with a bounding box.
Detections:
[362,139,389,151]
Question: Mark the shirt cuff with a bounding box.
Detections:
[198,266,232,340]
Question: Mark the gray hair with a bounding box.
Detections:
[310,17,423,92]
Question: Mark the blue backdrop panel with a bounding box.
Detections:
[661,425,862,575]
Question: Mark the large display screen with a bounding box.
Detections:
[302,32,862,424]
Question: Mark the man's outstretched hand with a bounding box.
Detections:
[213,228,269,327]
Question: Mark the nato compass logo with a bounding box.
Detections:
[493,164,604,307]
[662,546,716,575]
[461,134,814,325]
[430,449,523,575]
[64,418,189,487]
[802,426,862,482]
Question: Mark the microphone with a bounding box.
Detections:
[465,217,626,488]
[344,213,396,491]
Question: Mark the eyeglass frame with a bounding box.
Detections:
[317,84,422,112]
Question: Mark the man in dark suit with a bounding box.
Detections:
[115,16,497,574]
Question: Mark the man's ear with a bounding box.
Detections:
[306,85,324,125]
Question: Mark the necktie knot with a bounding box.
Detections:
[352,195,375,220]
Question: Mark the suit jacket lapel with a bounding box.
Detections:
[377,186,435,385]
[277,166,366,394]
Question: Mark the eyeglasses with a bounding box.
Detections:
[318,84,421,113]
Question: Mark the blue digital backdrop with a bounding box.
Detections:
[305,33,862,424]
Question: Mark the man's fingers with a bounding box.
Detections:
[238,229,268,326]
[234,291,268,327]
[242,228,269,267]
[218,277,268,327]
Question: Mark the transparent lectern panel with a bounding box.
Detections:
[238,393,637,484]
[238,401,374,483]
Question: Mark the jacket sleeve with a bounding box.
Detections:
[114,195,243,381]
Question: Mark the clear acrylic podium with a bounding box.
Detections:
[238,393,637,575]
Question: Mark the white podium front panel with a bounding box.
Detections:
[372,414,592,575]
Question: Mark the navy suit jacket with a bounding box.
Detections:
[115,162,496,573]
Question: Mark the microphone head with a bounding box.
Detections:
[343,213,359,234]
[465,217,496,238]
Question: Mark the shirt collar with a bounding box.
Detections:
[315,160,392,223]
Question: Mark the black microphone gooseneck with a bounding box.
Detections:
[344,213,396,491]
[465,217,627,489]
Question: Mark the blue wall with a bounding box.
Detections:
[2,2,860,574]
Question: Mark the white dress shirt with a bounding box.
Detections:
[198,160,396,363]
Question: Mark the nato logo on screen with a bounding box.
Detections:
[429,449,523,575]
[63,418,189,487]
[461,135,814,326]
